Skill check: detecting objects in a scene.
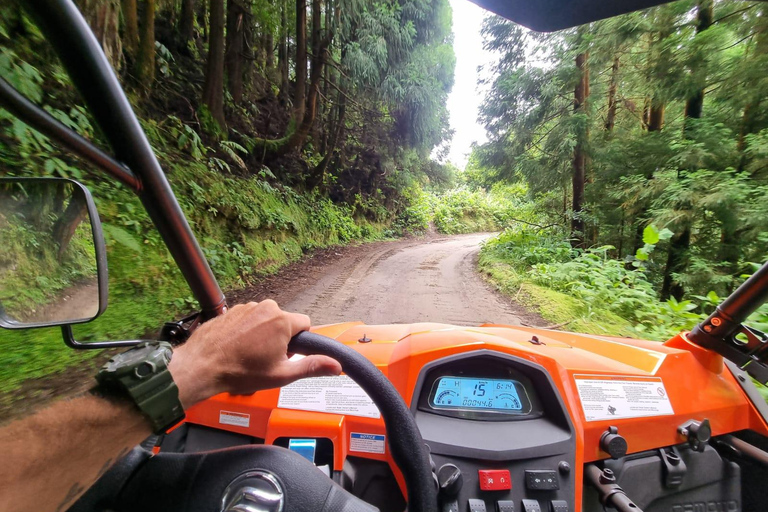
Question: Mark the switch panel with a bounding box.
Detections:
[478,469,512,491]
[522,499,542,512]
[550,501,569,512]
[525,470,560,491]
[496,500,515,512]
[468,499,487,512]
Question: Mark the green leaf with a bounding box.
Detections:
[102,224,141,252]
[642,225,660,245]
[658,228,674,242]
[635,248,649,261]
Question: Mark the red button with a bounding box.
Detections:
[478,469,512,491]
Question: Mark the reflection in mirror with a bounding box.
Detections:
[0,180,100,326]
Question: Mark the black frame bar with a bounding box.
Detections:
[0,78,141,192]
[21,0,227,319]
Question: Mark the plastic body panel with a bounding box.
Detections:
[183,322,768,511]
[582,445,741,512]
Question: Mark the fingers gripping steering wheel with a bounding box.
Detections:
[73,332,438,512]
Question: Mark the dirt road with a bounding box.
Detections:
[231,232,542,327]
[282,233,527,325]
[2,233,541,421]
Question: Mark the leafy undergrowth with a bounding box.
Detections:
[479,251,637,337]
[394,184,533,235]
[0,156,390,395]
[0,168,508,396]
[480,227,768,341]
[480,227,768,402]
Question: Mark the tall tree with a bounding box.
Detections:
[662,0,713,300]
[277,0,290,105]
[294,0,307,120]
[179,0,196,46]
[135,0,156,85]
[203,0,226,127]
[121,0,139,57]
[605,56,620,132]
[225,0,246,103]
[571,46,590,248]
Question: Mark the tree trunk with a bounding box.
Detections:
[203,0,226,128]
[683,0,712,122]
[294,0,307,121]
[121,0,139,57]
[278,0,290,105]
[570,50,589,249]
[77,0,123,70]
[647,99,665,132]
[311,0,322,77]
[225,0,245,104]
[265,32,274,69]
[310,79,346,189]
[179,0,196,46]
[135,0,156,85]
[605,55,619,132]
[52,198,88,260]
[662,0,713,301]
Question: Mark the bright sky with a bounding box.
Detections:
[445,0,497,170]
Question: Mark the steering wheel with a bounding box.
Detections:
[70,332,438,512]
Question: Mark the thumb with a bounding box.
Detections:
[276,355,342,384]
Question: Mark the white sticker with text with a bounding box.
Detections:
[219,410,251,428]
[574,375,674,421]
[350,433,386,454]
[278,375,381,419]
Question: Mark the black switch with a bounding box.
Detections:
[497,500,515,512]
[550,500,569,512]
[525,470,560,490]
[468,499,487,512]
[522,499,542,512]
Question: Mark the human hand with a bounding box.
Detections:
[169,300,342,409]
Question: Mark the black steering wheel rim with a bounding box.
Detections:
[288,331,437,512]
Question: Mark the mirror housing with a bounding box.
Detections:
[0,177,108,329]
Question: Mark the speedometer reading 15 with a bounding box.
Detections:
[429,376,529,413]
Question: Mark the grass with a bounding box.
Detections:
[0,156,389,396]
[478,252,637,337]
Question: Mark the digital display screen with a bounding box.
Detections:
[429,376,526,412]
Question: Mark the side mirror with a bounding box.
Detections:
[0,178,108,329]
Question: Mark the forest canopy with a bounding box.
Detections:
[470,0,768,303]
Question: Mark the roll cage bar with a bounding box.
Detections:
[4,0,768,383]
[4,0,226,320]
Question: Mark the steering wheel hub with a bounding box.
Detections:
[221,470,285,512]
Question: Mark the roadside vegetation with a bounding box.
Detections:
[471,0,768,341]
[0,0,461,394]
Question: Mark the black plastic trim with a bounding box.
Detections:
[410,350,575,461]
[724,360,768,425]
[0,78,140,191]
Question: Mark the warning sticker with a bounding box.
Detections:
[277,375,381,419]
[350,433,386,454]
[219,410,250,427]
[574,375,674,421]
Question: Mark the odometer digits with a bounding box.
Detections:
[430,376,527,413]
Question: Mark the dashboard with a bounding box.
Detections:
[412,351,575,512]
[176,322,768,512]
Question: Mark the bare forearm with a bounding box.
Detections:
[0,395,151,512]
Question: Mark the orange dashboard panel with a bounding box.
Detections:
[183,322,768,509]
